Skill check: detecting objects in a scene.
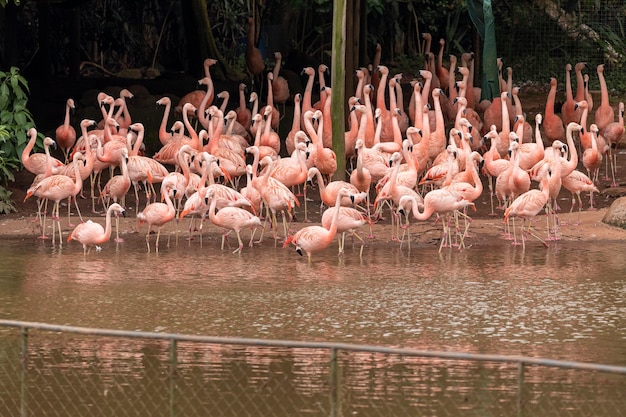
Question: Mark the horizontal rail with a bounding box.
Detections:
[2,319,626,375]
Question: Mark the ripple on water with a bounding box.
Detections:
[0,239,625,364]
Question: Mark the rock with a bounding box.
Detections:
[115,68,143,79]
[602,197,626,228]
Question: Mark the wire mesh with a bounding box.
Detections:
[1,322,626,417]
[493,1,626,90]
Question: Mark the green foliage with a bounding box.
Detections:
[0,67,37,214]
[0,67,38,164]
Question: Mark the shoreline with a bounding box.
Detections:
[3,206,626,250]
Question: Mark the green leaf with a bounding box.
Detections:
[13,111,27,126]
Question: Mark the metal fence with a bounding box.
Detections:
[1,320,626,417]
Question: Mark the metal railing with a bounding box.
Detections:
[1,319,625,417]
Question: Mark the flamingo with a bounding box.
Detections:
[156,96,174,145]
[24,152,85,245]
[22,128,64,176]
[561,64,578,126]
[594,64,614,133]
[205,187,263,254]
[235,83,252,133]
[67,203,126,255]
[396,188,474,252]
[176,58,217,115]
[583,124,603,184]
[283,188,356,262]
[245,16,265,93]
[562,169,600,224]
[55,98,77,163]
[600,101,625,186]
[271,51,290,111]
[286,93,303,156]
[504,163,552,249]
[321,194,369,257]
[99,147,131,242]
[543,78,565,143]
[137,182,176,253]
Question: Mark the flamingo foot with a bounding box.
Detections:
[114,237,125,243]
[38,234,49,240]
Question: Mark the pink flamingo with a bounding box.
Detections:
[99,147,131,242]
[55,98,77,163]
[562,169,600,224]
[600,101,625,186]
[137,181,176,253]
[321,193,369,257]
[396,188,474,252]
[205,187,263,254]
[156,96,174,145]
[283,188,356,262]
[22,127,64,176]
[24,152,85,245]
[504,162,553,249]
[67,203,126,255]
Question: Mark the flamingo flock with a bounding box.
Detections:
[20,47,625,260]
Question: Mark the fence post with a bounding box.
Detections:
[169,339,178,417]
[20,327,28,417]
[329,348,339,417]
[517,361,525,417]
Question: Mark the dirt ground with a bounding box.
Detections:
[4,165,626,249]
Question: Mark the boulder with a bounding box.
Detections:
[602,196,626,228]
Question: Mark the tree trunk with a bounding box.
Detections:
[331,0,347,181]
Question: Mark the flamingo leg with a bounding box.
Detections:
[38,199,50,239]
[233,231,244,254]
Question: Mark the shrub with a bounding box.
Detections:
[0,66,40,214]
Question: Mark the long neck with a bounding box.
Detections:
[376,70,388,110]
[564,126,578,170]
[501,97,510,132]
[183,110,200,151]
[303,114,319,145]
[219,94,229,114]
[395,82,405,113]
[252,120,263,147]
[327,191,345,237]
[81,142,94,178]
[64,102,72,128]
[266,77,274,107]
[131,128,144,156]
[448,58,457,101]
[291,99,302,133]
[546,83,557,117]
[413,84,423,129]
[565,67,573,100]
[575,66,585,101]
[102,206,115,243]
[22,131,37,162]
[273,56,282,80]
[410,196,432,220]
[72,159,83,195]
[208,194,218,222]
[158,100,171,144]
[599,67,609,106]
[433,93,444,133]
[316,114,325,152]
[44,142,52,177]
[198,83,214,129]
[302,73,315,115]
